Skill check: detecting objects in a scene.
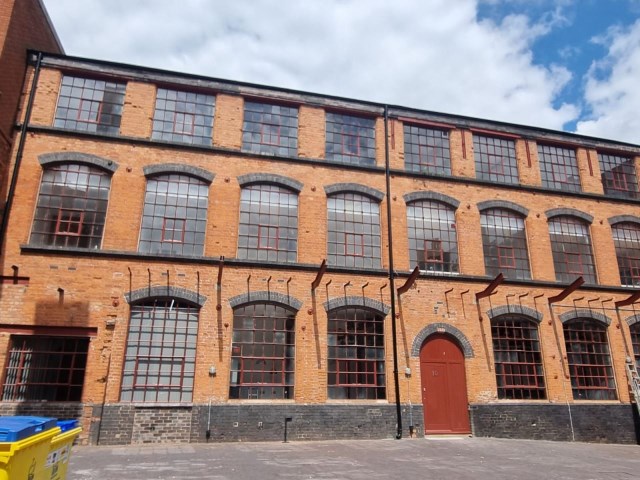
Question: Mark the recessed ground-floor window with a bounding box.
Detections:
[1,335,89,401]
[564,319,617,400]
[327,307,386,400]
[229,302,296,399]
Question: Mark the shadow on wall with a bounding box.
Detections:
[34,300,91,325]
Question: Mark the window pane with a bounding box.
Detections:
[29,163,111,249]
[120,300,199,403]
[548,216,597,284]
[598,153,639,199]
[54,76,125,135]
[229,303,295,399]
[327,193,380,268]
[404,125,451,175]
[237,184,298,263]
[151,88,215,145]
[481,208,530,280]
[538,145,581,192]
[1,336,89,401]
[241,101,298,156]
[474,135,519,184]
[407,200,458,274]
[491,316,546,399]
[612,222,640,287]
[327,307,385,400]
[325,113,376,166]
[564,319,616,400]
[138,174,208,256]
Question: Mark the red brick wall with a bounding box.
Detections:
[2,63,639,443]
[0,0,62,201]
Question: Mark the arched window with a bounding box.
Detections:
[229,302,296,399]
[563,319,616,400]
[612,222,640,287]
[481,208,530,280]
[630,322,640,369]
[138,173,209,255]
[327,192,381,268]
[120,299,199,402]
[237,184,298,263]
[407,200,458,273]
[327,307,385,400]
[491,315,545,399]
[30,163,112,249]
[548,216,597,284]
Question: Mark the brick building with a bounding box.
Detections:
[0,0,62,210]
[1,51,639,445]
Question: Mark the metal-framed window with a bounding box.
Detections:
[481,208,531,280]
[563,319,617,400]
[491,316,546,400]
[327,193,381,268]
[325,113,376,165]
[242,101,298,156]
[630,322,640,369]
[474,135,519,184]
[151,88,215,145]
[404,124,451,175]
[598,153,638,199]
[229,303,296,399]
[407,200,458,274]
[612,222,640,287]
[138,174,209,256]
[1,336,89,402]
[54,75,125,134]
[538,144,581,192]
[120,299,199,403]
[237,184,298,263]
[549,216,597,284]
[30,163,111,249]
[327,307,385,400]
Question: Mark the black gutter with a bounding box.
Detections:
[384,106,403,439]
[0,52,43,256]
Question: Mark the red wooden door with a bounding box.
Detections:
[420,334,470,434]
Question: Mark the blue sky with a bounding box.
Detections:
[43,0,640,143]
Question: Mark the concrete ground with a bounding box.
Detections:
[68,437,640,480]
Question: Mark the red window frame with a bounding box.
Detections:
[132,356,185,390]
[258,225,280,250]
[77,98,102,123]
[55,209,84,236]
[564,319,617,400]
[424,239,444,264]
[488,155,506,176]
[260,123,281,146]
[418,145,438,167]
[173,112,196,135]
[345,233,364,256]
[491,316,546,400]
[1,335,89,402]
[341,127,360,157]
[497,245,516,268]
[564,252,584,274]
[630,322,640,369]
[162,217,186,243]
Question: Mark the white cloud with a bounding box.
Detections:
[44,0,578,130]
[576,20,640,143]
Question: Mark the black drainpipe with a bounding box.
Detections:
[384,105,402,439]
[0,51,43,256]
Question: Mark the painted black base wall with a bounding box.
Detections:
[470,403,640,444]
[94,403,424,445]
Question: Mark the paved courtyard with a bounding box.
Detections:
[68,436,640,480]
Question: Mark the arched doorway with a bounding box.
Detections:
[420,333,470,434]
